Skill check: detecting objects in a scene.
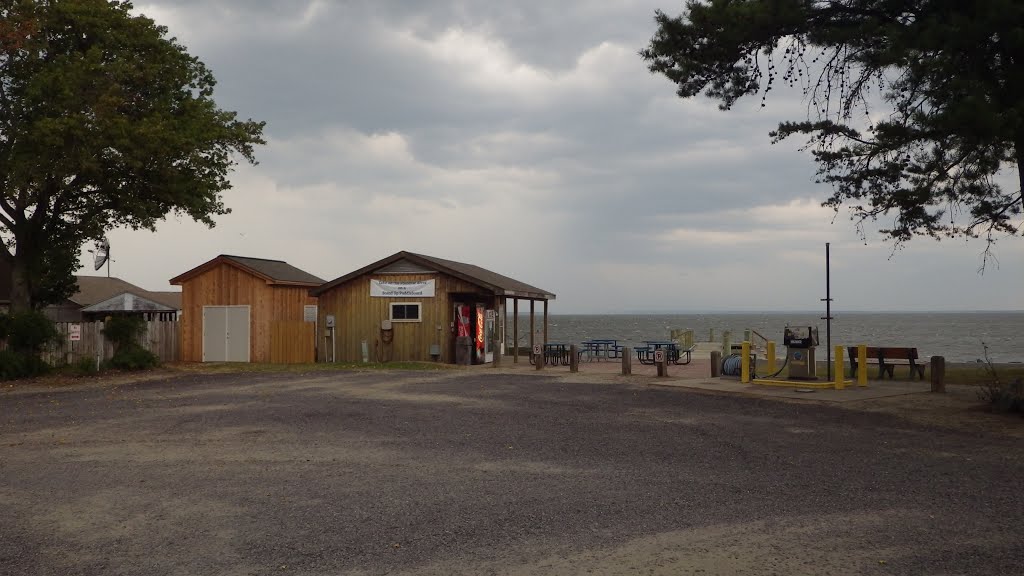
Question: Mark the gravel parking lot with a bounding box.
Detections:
[2,369,1022,575]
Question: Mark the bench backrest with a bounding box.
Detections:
[848,346,921,361]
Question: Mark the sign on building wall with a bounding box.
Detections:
[370,279,435,297]
[303,305,318,323]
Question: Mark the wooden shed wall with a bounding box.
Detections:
[180,263,317,362]
[317,272,490,363]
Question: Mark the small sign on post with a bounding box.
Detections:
[69,324,82,342]
[533,343,543,371]
[654,348,668,378]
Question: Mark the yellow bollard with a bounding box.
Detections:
[741,341,751,383]
[766,341,776,375]
[834,345,844,390]
[857,344,868,387]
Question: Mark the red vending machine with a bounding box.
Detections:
[475,305,485,363]
[454,304,472,365]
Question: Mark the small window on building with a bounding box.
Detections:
[390,302,421,322]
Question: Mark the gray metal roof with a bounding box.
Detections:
[81,292,177,313]
[311,251,555,300]
[170,255,325,286]
[66,276,183,310]
[221,255,326,285]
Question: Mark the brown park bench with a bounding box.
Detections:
[847,346,927,380]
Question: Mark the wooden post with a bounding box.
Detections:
[513,298,519,363]
[656,351,668,378]
[766,341,776,375]
[930,356,945,393]
[534,344,543,371]
[493,295,502,367]
[529,300,535,359]
[833,345,844,390]
[569,344,578,373]
[710,351,721,377]
[621,346,632,375]
[740,341,750,383]
[543,299,549,345]
[857,344,868,387]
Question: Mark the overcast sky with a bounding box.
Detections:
[84,0,1023,313]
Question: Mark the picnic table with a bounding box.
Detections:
[579,339,623,362]
[529,342,571,366]
[635,340,694,365]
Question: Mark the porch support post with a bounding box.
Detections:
[513,298,519,363]
[529,300,535,354]
[493,294,502,366]
[543,299,549,345]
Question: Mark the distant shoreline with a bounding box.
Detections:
[533,310,1024,316]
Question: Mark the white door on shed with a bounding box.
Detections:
[202,305,251,362]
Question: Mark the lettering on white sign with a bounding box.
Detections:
[370,279,435,298]
[69,324,82,342]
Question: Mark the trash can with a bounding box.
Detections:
[455,336,473,366]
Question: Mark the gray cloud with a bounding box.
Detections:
[97,0,1024,312]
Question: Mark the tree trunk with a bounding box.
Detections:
[9,250,33,314]
[1018,151,1024,214]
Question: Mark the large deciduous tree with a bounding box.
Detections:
[642,0,1024,257]
[0,0,264,311]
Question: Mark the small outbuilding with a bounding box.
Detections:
[311,251,555,365]
[43,276,182,322]
[170,255,325,363]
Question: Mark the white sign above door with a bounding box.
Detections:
[370,279,435,297]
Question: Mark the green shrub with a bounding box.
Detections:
[978,379,1024,415]
[3,311,58,353]
[106,346,159,371]
[71,356,100,377]
[0,349,50,380]
[977,342,1024,415]
[100,316,159,371]
[101,315,146,353]
[0,311,55,381]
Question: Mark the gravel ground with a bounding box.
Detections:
[1,369,1022,575]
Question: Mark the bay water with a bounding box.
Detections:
[512,311,1023,363]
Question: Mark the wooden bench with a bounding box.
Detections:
[847,346,927,380]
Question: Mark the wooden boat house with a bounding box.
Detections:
[311,251,555,365]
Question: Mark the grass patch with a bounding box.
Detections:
[165,361,455,375]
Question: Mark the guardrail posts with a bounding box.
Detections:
[740,341,750,383]
[621,346,632,375]
[766,341,776,375]
[710,350,721,377]
[569,345,579,373]
[857,344,868,387]
[833,345,844,389]
[930,356,945,393]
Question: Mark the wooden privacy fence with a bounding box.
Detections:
[41,320,181,365]
[270,321,316,364]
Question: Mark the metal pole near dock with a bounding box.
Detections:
[821,243,833,381]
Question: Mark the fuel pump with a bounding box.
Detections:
[784,326,819,380]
